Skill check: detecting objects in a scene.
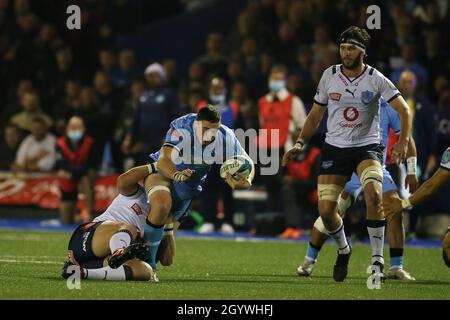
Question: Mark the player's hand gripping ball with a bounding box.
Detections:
[220,154,253,180]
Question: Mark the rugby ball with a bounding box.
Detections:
[220,154,254,179]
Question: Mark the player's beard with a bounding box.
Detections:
[342,52,363,70]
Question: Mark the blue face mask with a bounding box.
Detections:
[269,80,285,92]
[68,130,83,142]
[209,94,226,105]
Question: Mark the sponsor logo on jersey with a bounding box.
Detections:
[82,232,90,253]
[338,74,348,86]
[343,107,360,121]
[329,92,342,101]
[131,203,143,216]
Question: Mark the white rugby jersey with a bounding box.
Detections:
[314,64,401,148]
[93,185,150,235]
[440,147,450,171]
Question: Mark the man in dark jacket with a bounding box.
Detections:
[122,63,181,164]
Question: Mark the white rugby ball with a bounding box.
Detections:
[219,154,254,179]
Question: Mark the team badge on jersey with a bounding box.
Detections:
[361,90,375,104]
[442,148,450,165]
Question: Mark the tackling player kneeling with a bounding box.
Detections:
[62,164,161,281]
[283,26,412,282]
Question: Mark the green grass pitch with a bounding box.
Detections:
[0,229,449,299]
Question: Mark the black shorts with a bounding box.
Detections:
[67,221,103,265]
[319,143,384,177]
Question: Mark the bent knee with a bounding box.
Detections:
[364,186,382,205]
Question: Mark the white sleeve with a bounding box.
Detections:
[377,71,401,102]
[38,136,56,171]
[313,69,330,106]
[15,136,31,166]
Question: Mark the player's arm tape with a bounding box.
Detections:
[406,157,417,175]
[147,163,158,174]
[401,197,413,210]
[294,138,305,149]
[164,223,174,236]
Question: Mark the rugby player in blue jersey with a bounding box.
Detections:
[143,104,254,281]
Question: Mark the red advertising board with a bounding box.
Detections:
[0,175,119,211]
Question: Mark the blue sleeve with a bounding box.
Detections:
[163,119,184,149]
[386,102,401,134]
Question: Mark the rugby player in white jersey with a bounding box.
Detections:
[283,26,412,281]
[385,147,450,268]
[62,164,170,281]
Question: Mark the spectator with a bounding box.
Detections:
[0,124,23,170]
[196,77,242,235]
[98,48,116,78]
[55,116,96,224]
[10,91,53,132]
[280,142,321,239]
[398,70,438,181]
[1,79,35,127]
[123,63,182,164]
[116,77,146,170]
[274,21,297,65]
[110,49,141,89]
[390,43,429,87]
[230,80,258,130]
[257,65,307,212]
[197,32,228,77]
[13,116,56,173]
[93,70,123,170]
[162,58,180,91]
[310,26,338,63]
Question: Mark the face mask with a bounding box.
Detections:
[209,94,226,105]
[269,80,285,92]
[68,130,83,142]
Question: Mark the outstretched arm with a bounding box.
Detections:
[389,96,412,163]
[117,165,156,196]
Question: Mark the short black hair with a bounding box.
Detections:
[196,104,221,123]
[339,26,371,49]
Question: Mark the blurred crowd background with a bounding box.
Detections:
[0,0,449,239]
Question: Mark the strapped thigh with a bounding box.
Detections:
[317,184,343,202]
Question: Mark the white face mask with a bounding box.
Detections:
[269,80,285,92]
[68,130,83,142]
[209,94,226,105]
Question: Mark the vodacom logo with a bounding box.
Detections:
[343,106,359,122]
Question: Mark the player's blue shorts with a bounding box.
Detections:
[147,157,192,222]
[344,167,397,199]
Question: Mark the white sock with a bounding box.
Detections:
[328,219,350,254]
[367,219,386,265]
[83,266,130,281]
[109,230,132,253]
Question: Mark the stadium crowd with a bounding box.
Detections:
[0,0,449,237]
